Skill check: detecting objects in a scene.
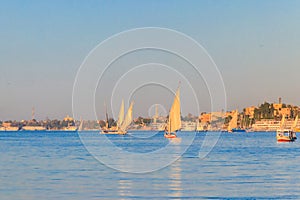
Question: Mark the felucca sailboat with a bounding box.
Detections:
[101,100,133,135]
[78,118,83,131]
[227,110,246,133]
[164,86,181,138]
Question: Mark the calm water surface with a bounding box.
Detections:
[0,131,299,199]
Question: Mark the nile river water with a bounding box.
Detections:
[0,131,299,199]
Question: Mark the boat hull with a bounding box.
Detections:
[0,127,19,131]
[231,128,246,133]
[101,129,127,135]
[197,130,207,133]
[164,133,177,138]
[63,126,78,131]
[22,126,46,131]
[277,138,295,142]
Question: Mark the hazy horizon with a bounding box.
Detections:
[1,0,300,121]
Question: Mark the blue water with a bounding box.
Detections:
[0,131,299,199]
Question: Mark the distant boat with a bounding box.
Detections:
[62,115,78,131]
[22,126,46,131]
[0,122,19,131]
[22,107,46,131]
[231,128,246,133]
[164,86,181,138]
[101,100,134,135]
[0,126,19,131]
[276,114,297,142]
[62,126,78,131]
[276,129,296,142]
[227,110,246,133]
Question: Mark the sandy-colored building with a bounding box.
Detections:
[199,113,211,123]
[279,107,291,117]
[245,106,256,118]
[211,112,224,121]
[2,122,12,128]
[226,110,236,118]
[273,103,291,118]
[200,112,225,123]
[273,103,283,111]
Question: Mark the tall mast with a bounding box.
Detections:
[154,104,158,124]
[104,102,109,128]
[169,115,171,134]
[32,107,35,120]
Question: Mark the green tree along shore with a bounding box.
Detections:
[1,101,299,130]
[221,101,299,128]
[0,118,77,130]
[253,102,299,120]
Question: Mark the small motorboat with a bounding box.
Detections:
[164,133,177,139]
[276,129,296,142]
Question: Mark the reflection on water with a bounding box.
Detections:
[0,131,300,199]
[168,158,182,198]
[117,152,133,199]
[118,179,132,199]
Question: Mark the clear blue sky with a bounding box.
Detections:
[1,0,300,120]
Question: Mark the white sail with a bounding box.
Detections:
[279,114,286,129]
[78,119,83,131]
[228,110,238,131]
[120,102,134,131]
[117,100,125,128]
[292,115,298,129]
[166,87,181,133]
